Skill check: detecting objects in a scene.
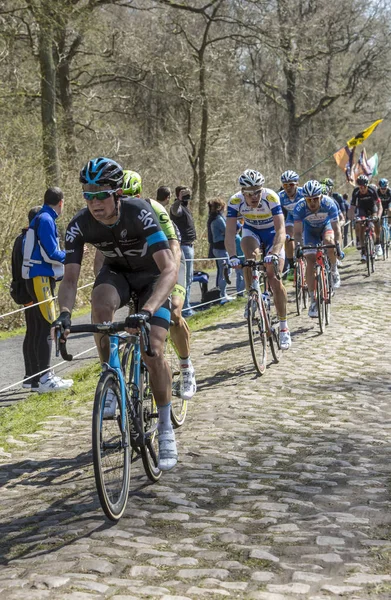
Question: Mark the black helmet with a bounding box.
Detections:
[356,174,369,186]
[80,157,123,188]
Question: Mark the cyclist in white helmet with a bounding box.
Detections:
[278,170,304,274]
[225,169,291,351]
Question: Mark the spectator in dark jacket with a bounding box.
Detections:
[208,198,234,304]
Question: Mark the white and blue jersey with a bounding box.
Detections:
[227,188,283,253]
[278,187,304,226]
[22,205,65,280]
[293,195,338,246]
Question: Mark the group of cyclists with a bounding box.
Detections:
[52,156,390,474]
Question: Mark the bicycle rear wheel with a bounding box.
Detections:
[302,259,308,309]
[315,268,325,334]
[324,269,331,326]
[369,234,375,273]
[380,226,386,261]
[139,366,162,482]
[165,336,187,428]
[294,263,303,315]
[92,370,130,522]
[269,315,282,363]
[247,292,267,375]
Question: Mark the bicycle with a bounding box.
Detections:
[380,215,390,261]
[357,217,376,276]
[242,258,282,375]
[301,244,336,334]
[286,237,308,315]
[55,318,161,522]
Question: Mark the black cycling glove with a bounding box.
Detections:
[52,311,72,334]
[125,309,152,330]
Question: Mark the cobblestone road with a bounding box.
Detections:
[1,251,391,600]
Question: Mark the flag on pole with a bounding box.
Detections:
[367,153,379,177]
[351,148,379,185]
[333,145,355,182]
[346,119,383,149]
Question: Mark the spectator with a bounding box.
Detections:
[22,187,73,393]
[208,198,234,304]
[235,222,246,296]
[170,185,197,317]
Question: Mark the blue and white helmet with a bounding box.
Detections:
[379,178,388,188]
[239,169,265,188]
[80,157,123,188]
[302,180,323,198]
[281,170,299,183]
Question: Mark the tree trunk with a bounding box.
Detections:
[38,28,60,186]
[57,30,79,161]
[198,59,208,217]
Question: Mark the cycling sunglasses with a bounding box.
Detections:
[243,189,262,197]
[83,189,118,201]
[305,196,321,202]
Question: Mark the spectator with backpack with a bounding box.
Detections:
[208,198,234,304]
[21,187,73,393]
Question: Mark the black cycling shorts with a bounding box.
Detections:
[94,266,171,330]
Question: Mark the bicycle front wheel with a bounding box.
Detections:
[165,336,187,428]
[247,292,267,375]
[139,367,162,482]
[315,268,325,334]
[92,370,130,522]
[294,263,303,315]
[269,316,282,363]
[369,235,375,273]
[324,269,331,326]
[380,226,386,261]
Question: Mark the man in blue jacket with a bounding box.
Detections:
[22,187,73,393]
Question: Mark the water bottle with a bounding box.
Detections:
[262,291,271,311]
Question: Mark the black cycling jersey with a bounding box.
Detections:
[351,185,380,216]
[377,187,391,212]
[65,198,169,273]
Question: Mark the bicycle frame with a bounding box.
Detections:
[302,244,335,304]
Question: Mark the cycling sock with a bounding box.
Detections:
[310,291,315,303]
[279,319,288,330]
[332,264,338,272]
[179,357,192,370]
[288,258,295,268]
[158,403,172,430]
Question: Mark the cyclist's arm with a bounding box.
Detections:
[224,216,238,257]
[57,263,81,314]
[142,249,178,315]
[331,219,341,244]
[169,238,181,269]
[270,213,286,255]
[293,220,303,245]
[348,204,356,221]
[376,199,383,219]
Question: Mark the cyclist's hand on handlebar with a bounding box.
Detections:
[264,253,279,264]
[372,215,379,222]
[229,255,241,268]
[335,242,345,260]
[296,245,303,259]
[125,309,152,332]
[51,311,72,341]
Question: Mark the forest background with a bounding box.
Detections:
[0,0,390,327]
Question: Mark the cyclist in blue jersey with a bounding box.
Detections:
[294,180,343,318]
[278,170,304,272]
[53,158,179,471]
[225,169,291,350]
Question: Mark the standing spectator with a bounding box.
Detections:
[22,187,73,393]
[170,186,197,317]
[10,206,40,388]
[208,199,234,304]
[235,222,246,296]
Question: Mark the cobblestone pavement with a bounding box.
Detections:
[1,251,391,600]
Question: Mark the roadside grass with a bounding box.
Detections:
[0,299,245,452]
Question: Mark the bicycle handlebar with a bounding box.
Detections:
[301,244,336,250]
[55,319,154,361]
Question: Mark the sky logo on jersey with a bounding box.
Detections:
[120,229,127,238]
[66,222,82,243]
[138,209,157,230]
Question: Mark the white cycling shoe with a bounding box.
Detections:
[279,329,291,350]
[332,270,341,289]
[180,365,197,401]
[308,301,318,318]
[158,429,178,471]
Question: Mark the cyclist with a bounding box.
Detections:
[293,180,343,318]
[278,170,304,273]
[348,174,383,261]
[53,157,179,471]
[225,169,291,350]
[116,172,197,401]
[377,177,391,217]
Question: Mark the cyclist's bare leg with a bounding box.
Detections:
[305,252,316,296]
[285,224,294,261]
[169,294,190,359]
[374,219,381,244]
[324,233,336,266]
[355,221,365,248]
[91,283,121,363]
[241,236,261,290]
[265,262,287,320]
[141,324,171,408]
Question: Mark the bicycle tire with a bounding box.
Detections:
[324,268,331,326]
[247,292,267,375]
[92,370,131,522]
[165,336,187,428]
[315,269,325,334]
[269,315,282,363]
[380,226,386,261]
[369,234,375,273]
[294,262,303,315]
[139,366,162,482]
[365,234,371,277]
[302,259,308,309]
